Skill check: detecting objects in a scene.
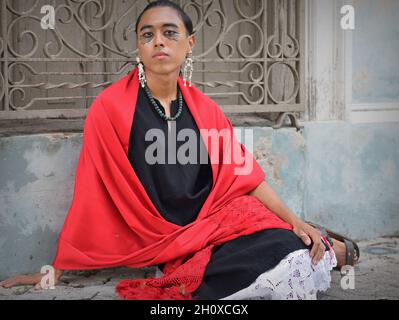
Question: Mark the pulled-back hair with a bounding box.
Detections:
[135,0,194,36]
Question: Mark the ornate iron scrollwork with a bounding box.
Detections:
[0,0,304,128]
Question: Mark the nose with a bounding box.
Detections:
[153,31,165,48]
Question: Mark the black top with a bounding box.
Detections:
[128,84,213,226]
[127,84,311,299]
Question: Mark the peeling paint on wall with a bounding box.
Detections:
[254,136,288,188]
[0,140,38,193]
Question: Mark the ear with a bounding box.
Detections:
[188,34,196,53]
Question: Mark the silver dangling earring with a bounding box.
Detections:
[183,52,193,87]
[136,56,146,88]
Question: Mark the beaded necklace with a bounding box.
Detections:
[143,84,183,121]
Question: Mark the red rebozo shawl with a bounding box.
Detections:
[52,67,293,300]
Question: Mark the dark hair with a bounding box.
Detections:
[135,0,194,36]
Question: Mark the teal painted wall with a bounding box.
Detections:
[1,123,398,278]
[303,122,399,240]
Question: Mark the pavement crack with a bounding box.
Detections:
[102,277,112,285]
[83,291,100,300]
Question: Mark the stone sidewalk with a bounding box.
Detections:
[1,237,398,300]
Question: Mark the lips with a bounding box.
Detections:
[153,52,168,58]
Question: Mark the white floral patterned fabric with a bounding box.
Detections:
[220,249,337,300]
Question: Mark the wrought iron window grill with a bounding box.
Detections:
[0,0,305,130]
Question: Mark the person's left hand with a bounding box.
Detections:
[291,219,325,265]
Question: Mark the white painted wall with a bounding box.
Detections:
[305,0,399,124]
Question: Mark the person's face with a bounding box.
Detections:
[136,7,195,76]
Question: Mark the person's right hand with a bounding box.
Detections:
[0,269,64,289]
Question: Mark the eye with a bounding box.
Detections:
[142,32,153,38]
[165,30,178,37]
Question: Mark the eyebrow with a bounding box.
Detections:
[139,23,179,32]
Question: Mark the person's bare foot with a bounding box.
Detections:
[0,268,64,289]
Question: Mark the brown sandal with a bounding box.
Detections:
[305,221,360,266]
